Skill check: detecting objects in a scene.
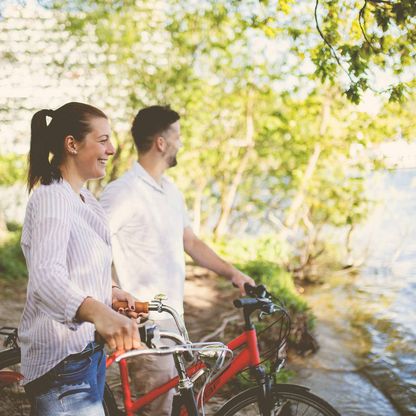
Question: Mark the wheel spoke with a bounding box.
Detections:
[217,385,340,416]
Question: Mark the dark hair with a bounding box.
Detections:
[131,105,180,153]
[28,102,107,192]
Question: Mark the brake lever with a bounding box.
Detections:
[0,327,19,349]
[147,326,167,349]
[259,311,269,321]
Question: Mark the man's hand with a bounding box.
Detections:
[230,270,256,295]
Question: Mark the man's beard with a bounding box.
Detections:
[163,143,178,168]
[168,155,178,168]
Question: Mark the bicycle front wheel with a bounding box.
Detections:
[216,384,340,416]
[0,347,31,416]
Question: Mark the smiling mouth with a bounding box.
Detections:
[98,159,108,165]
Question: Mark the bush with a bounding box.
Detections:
[0,154,26,186]
[211,234,312,320]
[210,234,290,266]
[238,260,308,313]
[0,227,27,280]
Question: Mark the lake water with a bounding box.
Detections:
[289,168,416,415]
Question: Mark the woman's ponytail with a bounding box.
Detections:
[27,109,55,192]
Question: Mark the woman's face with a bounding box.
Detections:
[75,117,115,181]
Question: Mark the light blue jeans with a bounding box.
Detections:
[25,343,106,416]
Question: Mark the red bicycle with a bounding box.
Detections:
[0,284,341,416]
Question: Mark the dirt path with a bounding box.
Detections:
[0,271,238,334]
[0,270,237,328]
[183,269,240,342]
[0,280,26,328]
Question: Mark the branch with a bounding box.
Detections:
[359,0,379,53]
[314,0,355,84]
[315,0,387,97]
[367,0,394,5]
[266,211,292,234]
[199,312,240,342]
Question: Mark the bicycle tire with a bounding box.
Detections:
[215,383,340,416]
[103,382,123,416]
[0,347,31,416]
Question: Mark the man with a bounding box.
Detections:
[100,105,254,415]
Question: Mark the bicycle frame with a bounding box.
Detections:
[106,328,261,416]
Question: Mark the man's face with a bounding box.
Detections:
[162,120,182,168]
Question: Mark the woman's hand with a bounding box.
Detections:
[77,297,141,351]
[111,286,148,321]
[112,286,138,319]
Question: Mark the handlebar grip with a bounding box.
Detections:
[113,301,149,313]
[244,283,267,298]
[244,283,256,296]
[233,298,260,308]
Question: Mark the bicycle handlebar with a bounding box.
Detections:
[234,284,282,327]
[112,300,190,343]
[244,283,268,298]
[233,296,276,313]
[235,283,272,309]
[112,301,149,313]
[114,335,230,363]
[112,285,269,315]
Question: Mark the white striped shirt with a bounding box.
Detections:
[19,180,112,384]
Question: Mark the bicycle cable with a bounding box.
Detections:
[197,346,234,416]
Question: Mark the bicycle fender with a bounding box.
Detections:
[0,370,24,386]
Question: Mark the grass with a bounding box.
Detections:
[0,225,27,281]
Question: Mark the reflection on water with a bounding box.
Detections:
[289,169,416,416]
[354,169,416,415]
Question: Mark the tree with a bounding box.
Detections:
[231,0,415,102]
[312,0,415,102]
[1,0,414,275]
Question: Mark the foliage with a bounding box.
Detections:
[211,234,308,312]
[238,260,309,312]
[1,1,414,278]
[235,367,295,391]
[0,154,26,186]
[311,0,416,102]
[210,234,290,265]
[0,226,27,281]
[223,0,416,102]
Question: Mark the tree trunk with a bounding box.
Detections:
[213,94,255,239]
[0,209,8,242]
[192,179,206,235]
[282,95,331,233]
[284,142,321,231]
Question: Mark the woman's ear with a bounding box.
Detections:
[64,135,78,155]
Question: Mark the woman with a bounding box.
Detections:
[19,102,140,416]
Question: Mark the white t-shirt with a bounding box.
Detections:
[100,162,190,319]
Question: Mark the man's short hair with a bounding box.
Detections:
[131,105,180,153]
